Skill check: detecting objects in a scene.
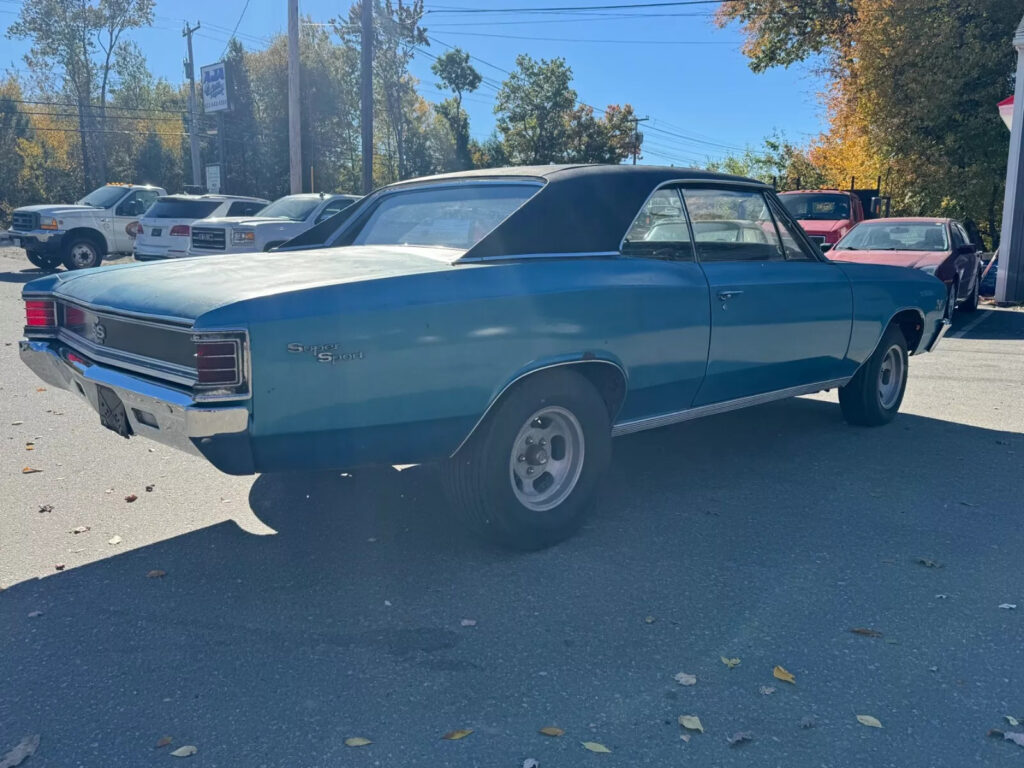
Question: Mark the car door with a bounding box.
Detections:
[684,184,854,406]
[111,190,159,252]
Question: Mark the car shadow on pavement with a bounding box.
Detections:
[2,397,1023,767]
[0,267,55,284]
[950,307,1024,340]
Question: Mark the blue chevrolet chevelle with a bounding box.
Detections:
[20,165,949,548]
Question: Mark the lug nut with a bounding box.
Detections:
[517,454,525,462]
[539,438,547,446]
[525,437,533,445]
[526,467,534,475]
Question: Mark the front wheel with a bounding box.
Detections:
[62,237,102,270]
[442,369,611,550]
[26,251,62,271]
[839,325,909,426]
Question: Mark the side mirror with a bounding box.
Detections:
[820,242,833,253]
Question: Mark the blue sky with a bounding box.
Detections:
[2,0,829,166]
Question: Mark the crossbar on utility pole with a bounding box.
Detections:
[630,115,649,166]
[287,0,302,194]
[360,0,374,194]
[182,22,202,189]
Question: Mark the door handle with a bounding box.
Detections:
[718,290,744,300]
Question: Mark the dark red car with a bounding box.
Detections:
[826,217,982,315]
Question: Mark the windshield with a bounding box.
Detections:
[348,183,538,249]
[76,185,130,209]
[145,199,221,219]
[256,196,319,221]
[836,221,949,251]
[779,193,851,220]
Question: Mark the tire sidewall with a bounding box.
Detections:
[27,251,61,271]
[864,327,909,420]
[63,238,102,270]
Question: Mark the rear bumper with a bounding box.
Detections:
[19,339,255,474]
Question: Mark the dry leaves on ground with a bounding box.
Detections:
[759,686,775,695]
[147,570,166,579]
[37,504,53,513]
[460,619,477,627]
[442,730,472,741]
[799,716,816,729]
[678,715,704,733]
[107,535,122,546]
[674,672,697,686]
[727,731,754,746]
[27,611,43,618]
[169,745,198,757]
[155,736,172,748]
[1006,716,1021,727]
[721,656,741,669]
[0,734,40,768]
[538,727,564,737]
[849,628,883,638]
[145,484,155,492]
[856,715,883,728]
[124,494,138,503]
[773,666,796,684]
[54,563,65,571]
[915,557,942,568]
[523,759,540,768]
[69,526,90,534]
[644,615,656,624]
[344,737,372,747]
[998,604,1017,610]
[581,741,611,753]
[21,467,42,474]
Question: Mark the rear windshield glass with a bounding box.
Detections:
[779,193,850,220]
[146,199,222,219]
[348,184,538,250]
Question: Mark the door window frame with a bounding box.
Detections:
[619,185,697,262]
[679,182,790,264]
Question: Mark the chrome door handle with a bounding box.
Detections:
[718,290,744,300]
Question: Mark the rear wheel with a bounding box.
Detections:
[26,251,61,271]
[839,325,909,426]
[62,236,103,270]
[442,369,611,550]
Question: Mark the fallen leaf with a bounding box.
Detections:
[147,570,166,579]
[169,745,197,757]
[0,734,40,768]
[856,715,883,728]
[155,736,172,748]
[581,741,611,753]
[644,615,656,624]
[108,535,122,546]
[759,686,775,695]
[36,387,46,392]
[674,672,697,686]
[124,494,138,503]
[11,421,23,425]
[915,557,942,568]
[1006,716,1021,727]
[959,500,976,507]
[145,484,155,492]
[37,504,53,513]
[679,733,691,743]
[538,727,564,737]
[442,729,472,740]
[799,716,816,729]
[27,611,43,618]
[773,665,796,684]
[25,445,33,451]
[344,737,372,747]
[727,731,754,746]
[1005,732,1024,748]
[21,467,41,474]
[721,656,741,669]
[678,715,704,733]
[523,760,540,768]
[460,619,477,627]
[849,627,883,638]
[998,603,1017,610]
[70,526,90,534]
[54,563,65,571]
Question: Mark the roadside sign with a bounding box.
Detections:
[201,62,229,112]
[206,164,222,194]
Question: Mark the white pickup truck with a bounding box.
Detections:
[7,183,166,270]
[186,193,360,256]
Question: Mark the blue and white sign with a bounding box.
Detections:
[201,62,229,113]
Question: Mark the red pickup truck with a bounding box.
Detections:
[778,189,880,248]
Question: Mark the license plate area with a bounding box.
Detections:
[151,228,162,237]
[96,385,133,438]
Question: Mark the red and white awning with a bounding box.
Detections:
[1000,96,1014,130]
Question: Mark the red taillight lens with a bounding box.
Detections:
[195,340,239,385]
[25,299,56,328]
[64,305,86,327]
[169,225,190,237]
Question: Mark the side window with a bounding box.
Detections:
[681,187,783,262]
[767,197,817,261]
[621,187,693,260]
[135,190,159,214]
[227,201,264,217]
[954,223,973,250]
[114,192,138,216]
[315,200,350,224]
[949,224,965,249]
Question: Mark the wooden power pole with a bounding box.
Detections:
[360,0,373,194]
[287,0,302,194]
[182,22,202,188]
[630,115,649,166]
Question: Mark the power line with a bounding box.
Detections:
[425,30,736,44]
[221,0,255,58]
[425,0,735,13]
[6,98,187,115]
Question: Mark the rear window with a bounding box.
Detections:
[146,199,221,219]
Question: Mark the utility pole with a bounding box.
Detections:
[629,115,649,166]
[183,22,202,188]
[997,12,1024,303]
[360,0,373,194]
[287,0,302,194]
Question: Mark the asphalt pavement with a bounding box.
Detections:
[1,246,1023,767]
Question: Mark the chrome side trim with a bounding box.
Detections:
[450,358,628,457]
[458,251,620,264]
[610,378,851,437]
[51,295,195,327]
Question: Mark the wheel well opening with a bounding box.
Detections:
[573,361,628,420]
[64,228,107,255]
[890,310,924,354]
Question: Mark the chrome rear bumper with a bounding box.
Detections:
[19,339,249,455]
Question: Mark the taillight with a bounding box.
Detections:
[64,305,86,327]
[194,335,243,389]
[170,225,190,237]
[25,299,56,329]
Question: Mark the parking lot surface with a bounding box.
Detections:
[1,247,1023,767]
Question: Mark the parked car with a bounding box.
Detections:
[133,195,268,261]
[20,165,948,549]
[778,188,894,248]
[827,217,982,314]
[187,193,360,256]
[6,183,165,270]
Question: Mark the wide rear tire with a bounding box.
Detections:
[839,325,908,427]
[443,369,611,550]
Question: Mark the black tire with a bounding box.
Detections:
[442,368,612,550]
[839,324,909,427]
[960,269,980,313]
[61,236,103,270]
[26,251,62,271]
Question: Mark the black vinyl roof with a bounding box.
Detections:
[388,164,767,260]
